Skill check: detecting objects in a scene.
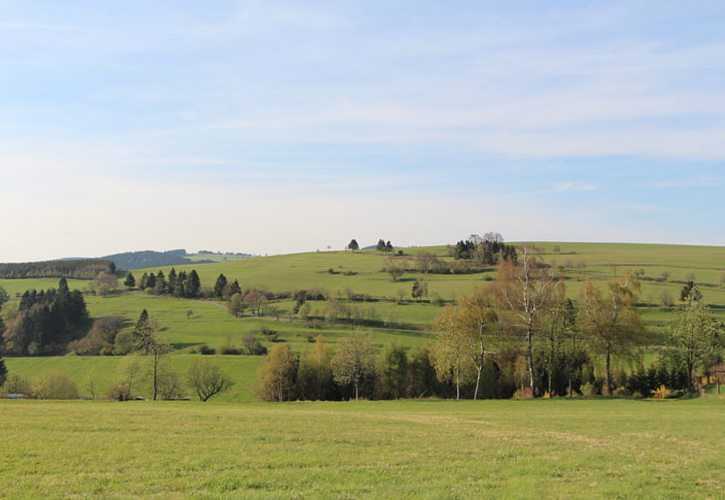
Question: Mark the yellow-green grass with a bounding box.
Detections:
[0,398,722,498]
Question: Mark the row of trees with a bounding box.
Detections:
[1,278,89,355]
[255,332,444,401]
[434,248,722,398]
[133,269,202,298]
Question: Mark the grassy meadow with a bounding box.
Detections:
[0,397,722,498]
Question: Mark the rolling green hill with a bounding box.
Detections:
[2,242,724,401]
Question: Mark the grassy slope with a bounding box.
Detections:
[0,398,723,498]
[2,242,723,402]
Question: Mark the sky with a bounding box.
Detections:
[1,1,724,262]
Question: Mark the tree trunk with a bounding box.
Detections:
[152,354,158,401]
[473,338,484,400]
[568,377,573,398]
[456,380,460,400]
[354,383,359,401]
[526,326,535,397]
[605,348,612,395]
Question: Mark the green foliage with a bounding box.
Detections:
[0,259,114,279]
[255,344,298,402]
[31,373,79,400]
[331,330,376,400]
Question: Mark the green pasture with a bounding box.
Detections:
[0,398,722,498]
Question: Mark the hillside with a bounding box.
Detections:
[1,241,724,402]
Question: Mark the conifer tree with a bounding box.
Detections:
[124,272,136,289]
[187,270,201,298]
[214,274,228,298]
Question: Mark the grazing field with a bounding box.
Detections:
[0,398,722,498]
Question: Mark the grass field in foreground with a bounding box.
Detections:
[0,398,722,498]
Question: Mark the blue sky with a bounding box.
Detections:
[1,1,724,261]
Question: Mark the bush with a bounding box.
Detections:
[106,382,133,401]
[221,346,242,355]
[113,331,135,355]
[69,316,123,355]
[31,373,79,400]
[580,382,597,396]
[3,373,32,395]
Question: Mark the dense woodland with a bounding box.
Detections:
[0,259,114,279]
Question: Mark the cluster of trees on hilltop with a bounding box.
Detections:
[102,250,195,271]
[0,259,115,279]
[135,269,202,298]
[1,278,89,355]
[452,233,517,265]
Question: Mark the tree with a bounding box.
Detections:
[214,274,228,298]
[94,271,119,296]
[347,239,359,252]
[493,246,558,397]
[411,278,427,302]
[0,286,9,308]
[680,281,703,302]
[297,336,334,400]
[431,305,475,399]
[331,329,376,400]
[670,289,723,392]
[133,310,171,401]
[538,297,577,396]
[255,344,298,402]
[579,272,646,395]
[376,239,386,252]
[123,272,136,289]
[384,258,405,281]
[458,286,499,399]
[187,270,201,298]
[379,342,408,399]
[385,241,393,253]
[228,293,245,317]
[187,359,234,402]
[0,356,7,386]
[157,365,184,400]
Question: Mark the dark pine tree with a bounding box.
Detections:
[0,356,7,386]
[214,274,228,298]
[348,239,360,252]
[59,277,69,293]
[124,272,136,289]
[168,268,177,294]
[187,270,201,298]
[229,279,241,296]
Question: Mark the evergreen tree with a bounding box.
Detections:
[139,272,149,290]
[123,272,136,289]
[59,277,69,293]
[348,239,359,252]
[214,274,228,298]
[0,356,7,386]
[229,279,241,296]
[187,270,201,298]
[385,241,393,253]
[168,268,177,293]
[376,239,385,252]
[145,273,157,290]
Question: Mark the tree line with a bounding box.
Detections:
[0,259,115,279]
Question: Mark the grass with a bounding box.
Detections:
[0,397,722,498]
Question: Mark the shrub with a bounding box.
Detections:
[3,373,32,395]
[113,331,135,355]
[200,345,216,355]
[69,316,123,355]
[242,333,267,355]
[580,382,596,396]
[157,370,184,400]
[106,382,133,401]
[221,346,242,355]
[652,385,673,399]
[31,373,79,400]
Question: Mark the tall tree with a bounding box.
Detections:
[256,344,298,402]
[458,286,499,400]
[214,274,228,298]
[331,329,376,400]
[347,239,359,252]
[431,305,475,400]
[379,342,408,399]
[133,310,171,401]
[187,270,201,298]
[297,336,334,400]
[670,288,723,392]
[579,271,646,394]
[494,246,558,397]
[539,297,577,396]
